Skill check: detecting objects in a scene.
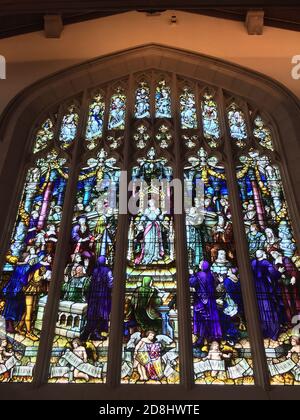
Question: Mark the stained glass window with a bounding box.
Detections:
[108,88,126,130]
[85,93,105,150]
[185,148,254,384]
[253,115,274,151]
[135,82,150,119]
[2,71,300,390]
[33,118,55,154]
[155,80,171,119]
[0,150,68,382]
[59,105,79,149]
[180,87,197,129]
[201,92,220,148]
[49,149,120,383]
[122,148,179,384]
[227,103,248,147]
[238,151,300,385]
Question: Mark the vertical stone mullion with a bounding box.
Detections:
[219,88,270,390]
[172,72,193,388]
[33,91,89,385]
[106,74,133,388]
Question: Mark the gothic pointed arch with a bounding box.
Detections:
[0,44,300,398]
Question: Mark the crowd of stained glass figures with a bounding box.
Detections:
[185,149,254,384]
[238,152,300,385]
[0,76,299,386]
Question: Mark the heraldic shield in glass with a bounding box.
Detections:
[185,148,254,385]
[238,150,300,385]
[49,149,120,383]
[121,148,179,384]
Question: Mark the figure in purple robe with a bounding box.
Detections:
[190,260,222,347]
[251,250,282,340]
[80,256,113,341]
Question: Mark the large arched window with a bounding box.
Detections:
[0,46,300,396]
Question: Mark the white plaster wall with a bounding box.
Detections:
[0,10,300,118]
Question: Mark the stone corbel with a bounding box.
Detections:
[44,14,64,38]
[245,10,264,35]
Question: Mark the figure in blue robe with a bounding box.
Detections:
[218,271,246,344]
[223,269,244,319]
[2,263,34,332]
[2,251,46,333]
[190,261,222,347]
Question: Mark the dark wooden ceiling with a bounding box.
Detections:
[1,1,300,38]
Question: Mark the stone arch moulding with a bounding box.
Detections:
[0,43,300,400]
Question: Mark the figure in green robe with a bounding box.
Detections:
[62,265,90,303]
[131,276,162,332]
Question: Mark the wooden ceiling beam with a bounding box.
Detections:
[0,1,297,15]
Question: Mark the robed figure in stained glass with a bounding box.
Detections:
[251,250,283,340]
[186,206,205,268]
[81,256,114,341]
[190,261,222,347]
[270,248,300,322]
[2,260,37,333]
[71,215,95,270]
[131,276,162,332]
[108,90,126,130]
[135,199,165,265]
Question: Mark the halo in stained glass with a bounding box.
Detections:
[59,105,79,149]
[135,81,150,119]
[227,103,248,147]
[253,115,274,151]
[108,88,126,130]
[180,87,197,129]
[33,118,55,154]
[155,80,171,119]
[85,93,105,150]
